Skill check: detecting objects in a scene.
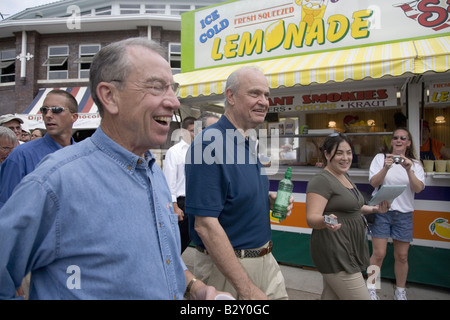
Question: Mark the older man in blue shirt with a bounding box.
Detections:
[185,66,291,300]
[0,38,225,300]
[0,90,78,209]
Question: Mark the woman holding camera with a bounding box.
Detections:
[368,127,425,300]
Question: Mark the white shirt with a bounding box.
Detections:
[369,153,425,212]
[163,139,190,202]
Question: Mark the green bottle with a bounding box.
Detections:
[272,167,293,221]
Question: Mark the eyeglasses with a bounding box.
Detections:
[0,146,14,152]
[40,107,69,115]
[392,136,408,141]
[112,79,179,96]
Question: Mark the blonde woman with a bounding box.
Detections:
[368,128,425,300]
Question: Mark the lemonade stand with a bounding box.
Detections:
[175,0,450,288]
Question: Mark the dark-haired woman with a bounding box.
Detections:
[368,128,425,300]
[306,133,389,300]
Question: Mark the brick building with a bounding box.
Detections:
[0,0,226,139]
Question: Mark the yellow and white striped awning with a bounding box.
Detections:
[175,36,450,99]
[413,36,450,74]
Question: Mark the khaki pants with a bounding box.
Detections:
[194,248,288,300]
[321,271,370,300]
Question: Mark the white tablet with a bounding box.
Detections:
[368,185,407,206]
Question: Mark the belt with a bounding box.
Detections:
[196,240,273,259]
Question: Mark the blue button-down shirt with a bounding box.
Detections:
[0,133,75,209]
[0,127,186,299]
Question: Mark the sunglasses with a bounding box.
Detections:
[392,135,408,141]
[329,133,346,137]
[40,107,69,115]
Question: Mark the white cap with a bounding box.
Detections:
[0,114,24,125]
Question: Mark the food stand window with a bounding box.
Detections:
[422,80,450,163]
[262,83,403,170]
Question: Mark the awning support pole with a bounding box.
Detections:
[407,81,422,154]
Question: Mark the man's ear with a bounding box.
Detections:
[225,88,235,107]
[71,112,79,124]
[96,82,119,115]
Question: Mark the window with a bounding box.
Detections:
[95,6,112,16]
[0,49,15,83]
[120,4,141,15]
[145,4,166,14]
[75,44,100,79]
[81,10,93,16]
[169,43,181,74]
[170,5,191,15]
[43,46,68,80]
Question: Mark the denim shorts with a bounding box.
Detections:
[370,210,413,242]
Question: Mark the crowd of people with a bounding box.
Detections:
[0,116,48,172]
[0,37,436,300]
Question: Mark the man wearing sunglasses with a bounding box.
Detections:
[0,89,78,210]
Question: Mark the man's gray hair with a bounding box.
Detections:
[0,126,18,144]
[198,112,219,129]
[89,37,167,117]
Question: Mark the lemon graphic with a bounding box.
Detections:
[429,218,450,239]
[265,20,285,52]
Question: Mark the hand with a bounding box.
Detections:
[385,154,395,168]
[374,200,390,214]
[173,203,184,221]
[15,286,25,298]
[324,214,341,232]
[191,284,233,300]
[269,192,276,209]
[240,283,269,300]
[286,194,294,217]
[269,193,294,218]
[400,157,413,172]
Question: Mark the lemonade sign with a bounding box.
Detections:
[182,0,450,71]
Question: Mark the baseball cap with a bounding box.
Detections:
[0,114,24,125]
[21,121,30,133]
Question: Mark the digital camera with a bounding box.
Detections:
[392,155,403,164]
